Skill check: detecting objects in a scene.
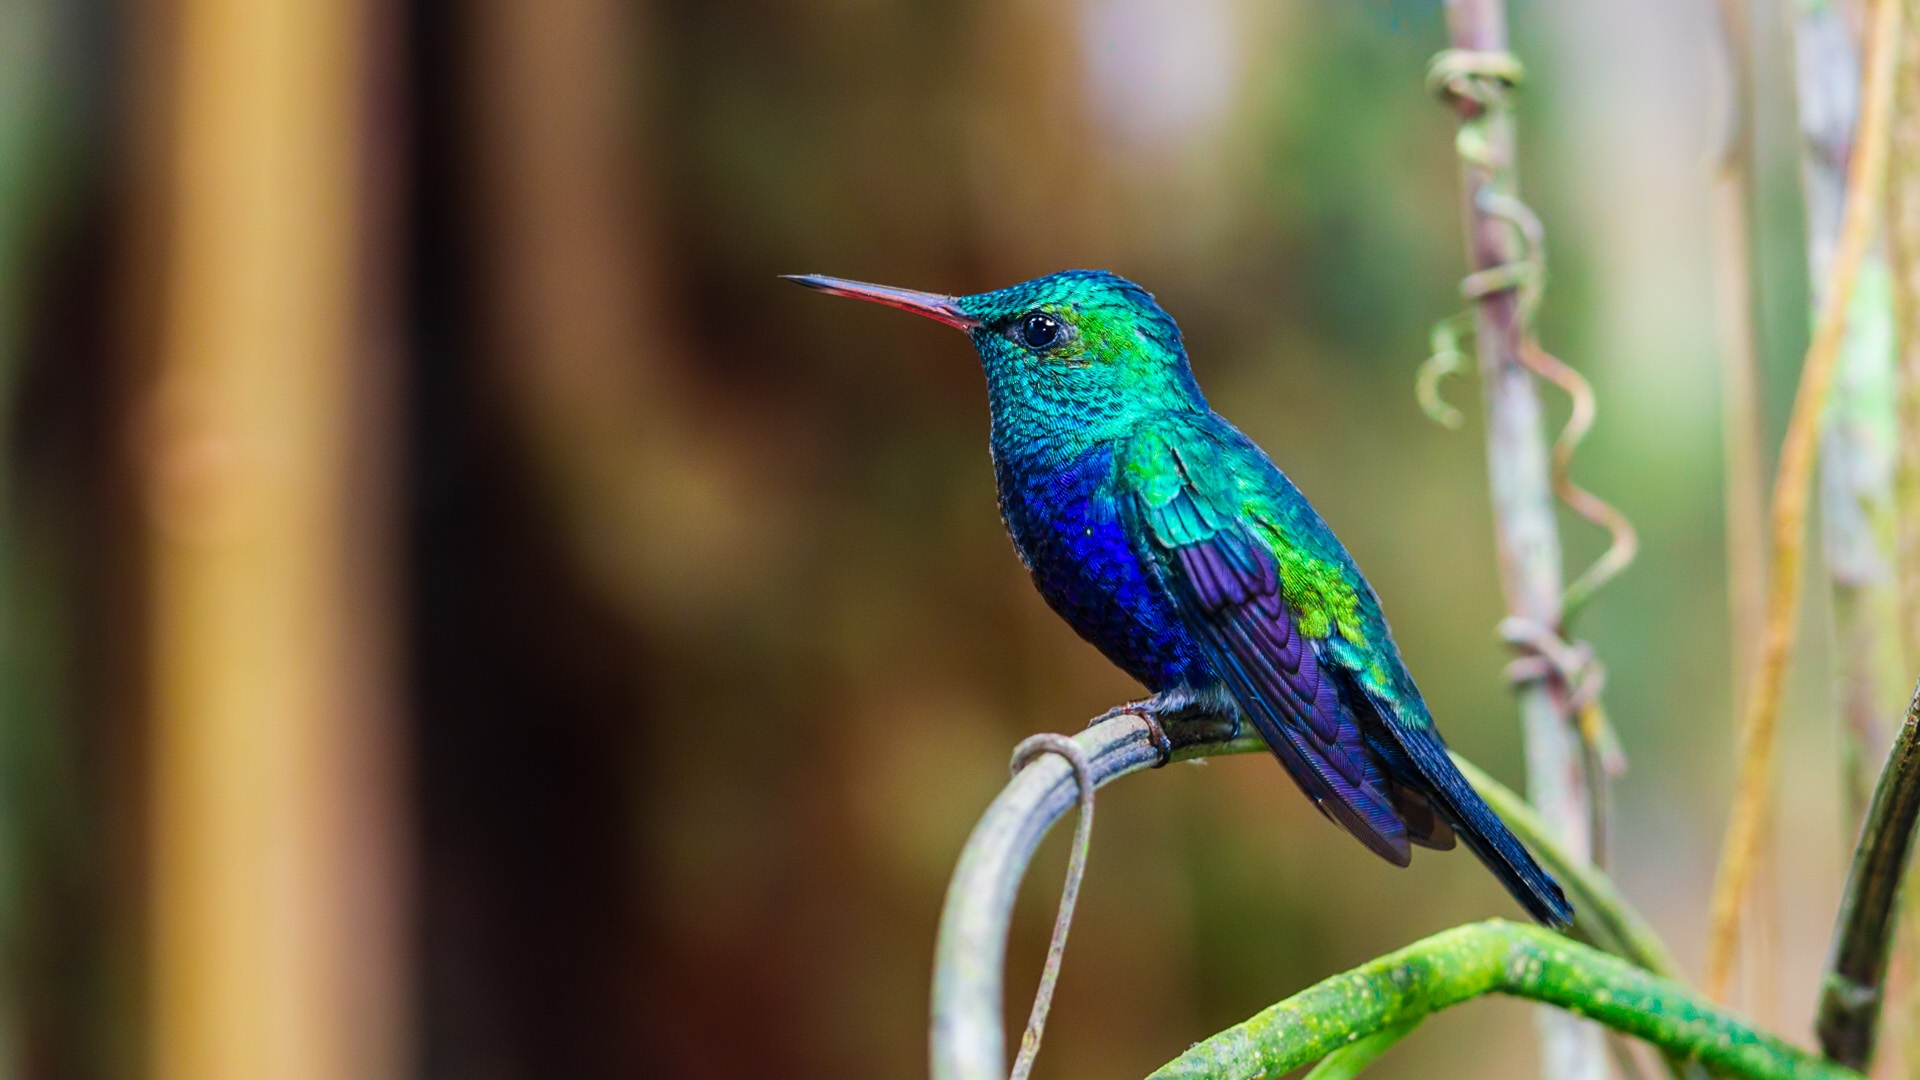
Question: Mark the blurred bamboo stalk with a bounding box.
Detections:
[1895,6,1920,708]
[0,0,70,1071]
[469,0,758,628]
[1717,0,1771,730]
[1883,0,1920,1070]
[1710,0,1779,1025]
[1792,0,1906,840]
[1436,3,1606,1078]
[144,0,407,1076]
[1705,0,1906,1006]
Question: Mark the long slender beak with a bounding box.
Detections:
[781,274,980,331]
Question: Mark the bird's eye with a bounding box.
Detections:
[1017,312,1064,350]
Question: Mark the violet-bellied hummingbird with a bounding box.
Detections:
[786,269,1571,926]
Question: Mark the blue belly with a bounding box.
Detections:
[994,442,1213,691]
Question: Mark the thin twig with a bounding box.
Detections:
[1516,340,1640,623]
[1468,188,1641,623]
[1710,0,1768,705]
[1793,0,1908,852]
[1704,0,1907,1003]
[1895,0,1920,702]
[1710,0,1771,1023]
[1815,683,1920,1070]
[1149,921,1864,1080]
[1893,0,1920,734]
[1005,734,1094,1080]
[1432,7,1609,1071]
[1472,186,1640,869]
[1513,332,1639,869]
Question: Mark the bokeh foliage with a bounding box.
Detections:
[0,0,1855,1078]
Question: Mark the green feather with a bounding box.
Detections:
[1125,420,1369,649]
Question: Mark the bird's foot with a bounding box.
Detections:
[1087,687,1238,768]
[1088,697,1174,766]
[1087,696,1155,726]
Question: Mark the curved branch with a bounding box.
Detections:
[1815,683,1920,1069]
[928,713,1684,1080]
[930,712,1254,1080]
[1148,922,1862,1080]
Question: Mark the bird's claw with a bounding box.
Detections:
[1088,698,1174,767]
[1140,714,1173,767]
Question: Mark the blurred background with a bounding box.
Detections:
[0,0,1871,1077]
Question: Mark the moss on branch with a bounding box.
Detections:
[1149,922,1857,1080]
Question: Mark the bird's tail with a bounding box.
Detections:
[1402,734,1574,928]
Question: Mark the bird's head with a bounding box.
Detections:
[785,269,1207,441]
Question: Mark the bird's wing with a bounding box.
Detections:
[1121,425,1410,864]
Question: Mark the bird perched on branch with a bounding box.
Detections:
[786,269,1572,927]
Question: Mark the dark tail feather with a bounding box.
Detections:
[1388,782,1456,851]
[1403,736,1574,927]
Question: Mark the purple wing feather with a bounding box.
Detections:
[1169,530,1411,865]
[1124,427,1568,922]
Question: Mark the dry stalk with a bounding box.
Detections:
[1703,0,1908,1003]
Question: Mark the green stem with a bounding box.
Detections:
[1814,682,1920,1069]
[1149,921,1860,1080]
[1300,1019,1420,1080]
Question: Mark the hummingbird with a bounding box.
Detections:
[785,269,1572,927]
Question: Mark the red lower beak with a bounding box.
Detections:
[782,274,980,331]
